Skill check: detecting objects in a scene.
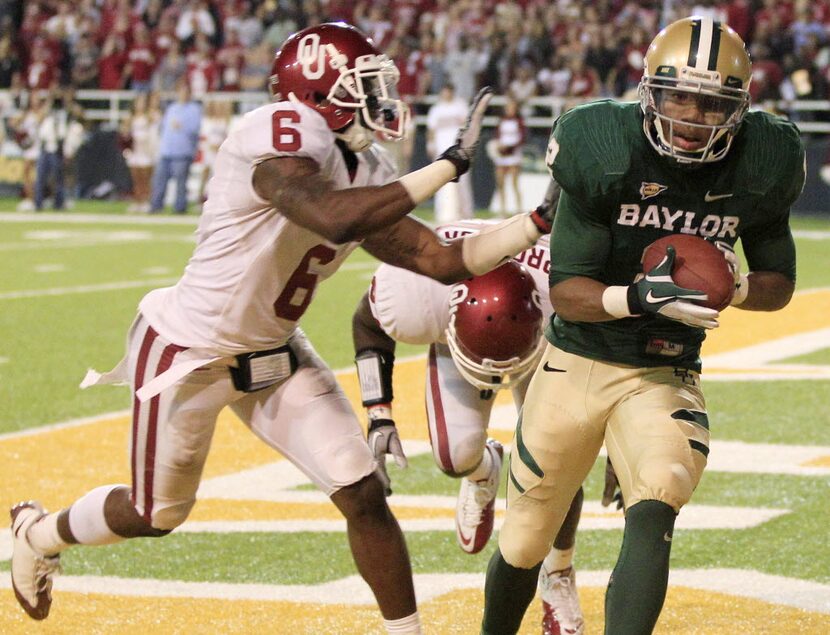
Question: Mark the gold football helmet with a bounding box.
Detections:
[639,16,751,164]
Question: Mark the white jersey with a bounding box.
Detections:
[369,219,551,345]
[140,101,397,354]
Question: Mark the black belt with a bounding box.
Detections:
[229,344,298,392]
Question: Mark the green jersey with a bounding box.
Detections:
[546,100,804,371]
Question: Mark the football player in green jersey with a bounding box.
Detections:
[481,16,804,635]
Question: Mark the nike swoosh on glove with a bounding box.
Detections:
[629,246,720,329]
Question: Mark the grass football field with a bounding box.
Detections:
[1,200,829,634]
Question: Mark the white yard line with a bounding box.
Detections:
[176,502,787,533]
[0,569,826,613]
[704,329,830,369]
[0,502,783,563]
[0,357,426,441]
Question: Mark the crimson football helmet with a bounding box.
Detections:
[269,22,410,151]
[446,261,545,391]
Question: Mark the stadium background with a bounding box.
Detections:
[1,0,829,633]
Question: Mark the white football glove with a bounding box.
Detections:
[714,240,748,306]
[367,422,408,497]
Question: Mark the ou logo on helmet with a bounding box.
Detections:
[447,283,470,316]
[297,34,348,80]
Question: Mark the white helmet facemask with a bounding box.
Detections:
[639,73,749,164]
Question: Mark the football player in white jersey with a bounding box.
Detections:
[10,23,555,635]
[352,213,586,635]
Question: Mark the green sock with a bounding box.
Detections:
[605,499,677,635]
[481,548,541,635]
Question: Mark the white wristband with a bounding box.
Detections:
[602,285,633,319]
[461,213,542,276]
[731,273,749,306]
[397,160,456,205]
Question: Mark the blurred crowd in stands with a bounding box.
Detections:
[2,0,830,211]
[1,0,830,104]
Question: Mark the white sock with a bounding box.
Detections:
[467,447,493,482]
[384,611,422,634]
[67,485,126,546]
[26,511,69,557]
[543,546,575,573]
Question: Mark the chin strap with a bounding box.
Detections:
[335,119,374,152]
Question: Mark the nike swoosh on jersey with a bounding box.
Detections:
[704,191,734,202]
[542,362,566,373]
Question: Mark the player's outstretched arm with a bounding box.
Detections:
[253,88,494,244]
[361,194,555,284]
[352,292,406,497]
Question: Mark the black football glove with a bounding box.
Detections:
[628,246,719,329]
[438,87,493,181]
[367,419,408,497]
[529,178,561,234]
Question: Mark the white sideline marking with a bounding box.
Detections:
[792,229,830,240]
[25,229,155,241]
[0,262,371,299]
[0,569,827,613]
[0,212,199,225]
[0,233,195,252]
[0,278,180,300]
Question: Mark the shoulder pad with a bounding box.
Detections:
[733,111,805,198]
[233,101,334,167]
[548,100,641,200]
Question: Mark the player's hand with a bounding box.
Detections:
[529,179,561,234]
[438,87,493,180]
[601,457,624,510]
[367,420,408,496]
[630,246,720,329]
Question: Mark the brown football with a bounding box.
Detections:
[641,234,735,311]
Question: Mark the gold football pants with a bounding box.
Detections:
[499,345,709,568]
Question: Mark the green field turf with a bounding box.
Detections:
[1,204,829,633]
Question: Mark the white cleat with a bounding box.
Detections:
[10,501,61,620]
[455,439,503,554]
[540,565,585,635]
